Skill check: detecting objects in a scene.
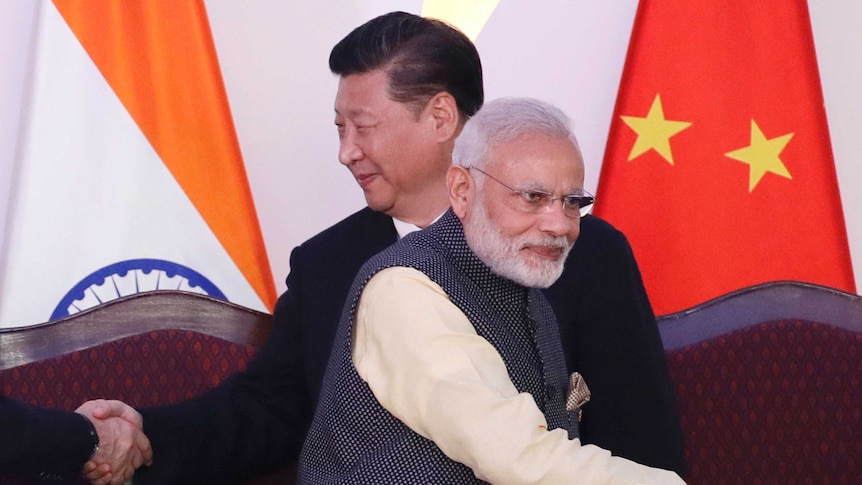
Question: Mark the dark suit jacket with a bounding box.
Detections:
[137,208,685,483]
[0,395,95,481]
[546,215,685,472]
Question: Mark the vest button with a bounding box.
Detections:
[545,384,556,399]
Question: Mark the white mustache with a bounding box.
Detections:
[520,236,571,252]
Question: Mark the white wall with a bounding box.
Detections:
[810,2,862,290]
[0,2,39,268]
[203,1,862,295]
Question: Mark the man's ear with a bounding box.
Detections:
[426,92,460,143]
[447,165,472,219]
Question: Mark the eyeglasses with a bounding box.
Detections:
[470,167,595,218]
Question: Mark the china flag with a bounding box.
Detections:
[594,0,855,315]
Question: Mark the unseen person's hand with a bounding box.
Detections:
[76,399,153,485]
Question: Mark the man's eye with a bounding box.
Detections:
[520,191,548,204]
[563,195,582,208]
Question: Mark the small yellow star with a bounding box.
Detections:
[621,94,692,165]
[725,120,793,192]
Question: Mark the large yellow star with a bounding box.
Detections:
[725,120,793,192]
[621,94,692,165]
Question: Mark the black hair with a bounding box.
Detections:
[329,11,483,120]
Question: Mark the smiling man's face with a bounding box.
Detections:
[461,131,584,288]
[334,68,451,223]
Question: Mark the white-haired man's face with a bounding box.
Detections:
[449,131,585,288]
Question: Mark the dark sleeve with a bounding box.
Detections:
[135,248,313,485]
[0,396,95,481]
[544,215,687,474]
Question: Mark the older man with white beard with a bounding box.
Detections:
[298,97,684,485]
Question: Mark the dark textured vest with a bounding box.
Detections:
[298,209,576,484]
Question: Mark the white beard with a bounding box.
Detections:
[464,200,572,288]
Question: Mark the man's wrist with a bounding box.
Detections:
[80,413,100,459]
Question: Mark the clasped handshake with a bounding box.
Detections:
[75,399,152,485]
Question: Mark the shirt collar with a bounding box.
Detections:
[392,211,446,239]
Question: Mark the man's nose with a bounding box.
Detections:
[538,201,578,238]
[338,130,362,165]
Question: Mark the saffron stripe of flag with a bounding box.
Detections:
[53,0,276,310]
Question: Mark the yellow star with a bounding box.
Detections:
[621,94,692,165]
[725,120,793,192]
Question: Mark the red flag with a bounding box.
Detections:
[594,0,855,315]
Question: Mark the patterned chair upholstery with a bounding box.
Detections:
[658,281,862,485]
[0,290,292,485]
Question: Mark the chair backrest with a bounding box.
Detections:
[658,281,862,484]
[1,290,271,409]
[0,290,292,484]
[1,290,271,369]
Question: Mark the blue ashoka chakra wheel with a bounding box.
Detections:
[51,258,226,320]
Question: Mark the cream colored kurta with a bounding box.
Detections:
[352,265,685,485]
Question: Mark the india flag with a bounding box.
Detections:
[0,1,276,328]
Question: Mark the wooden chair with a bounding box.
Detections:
[658,281,862,484]
[0,290,294,484]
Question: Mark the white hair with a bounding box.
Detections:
[452,97,583,171]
